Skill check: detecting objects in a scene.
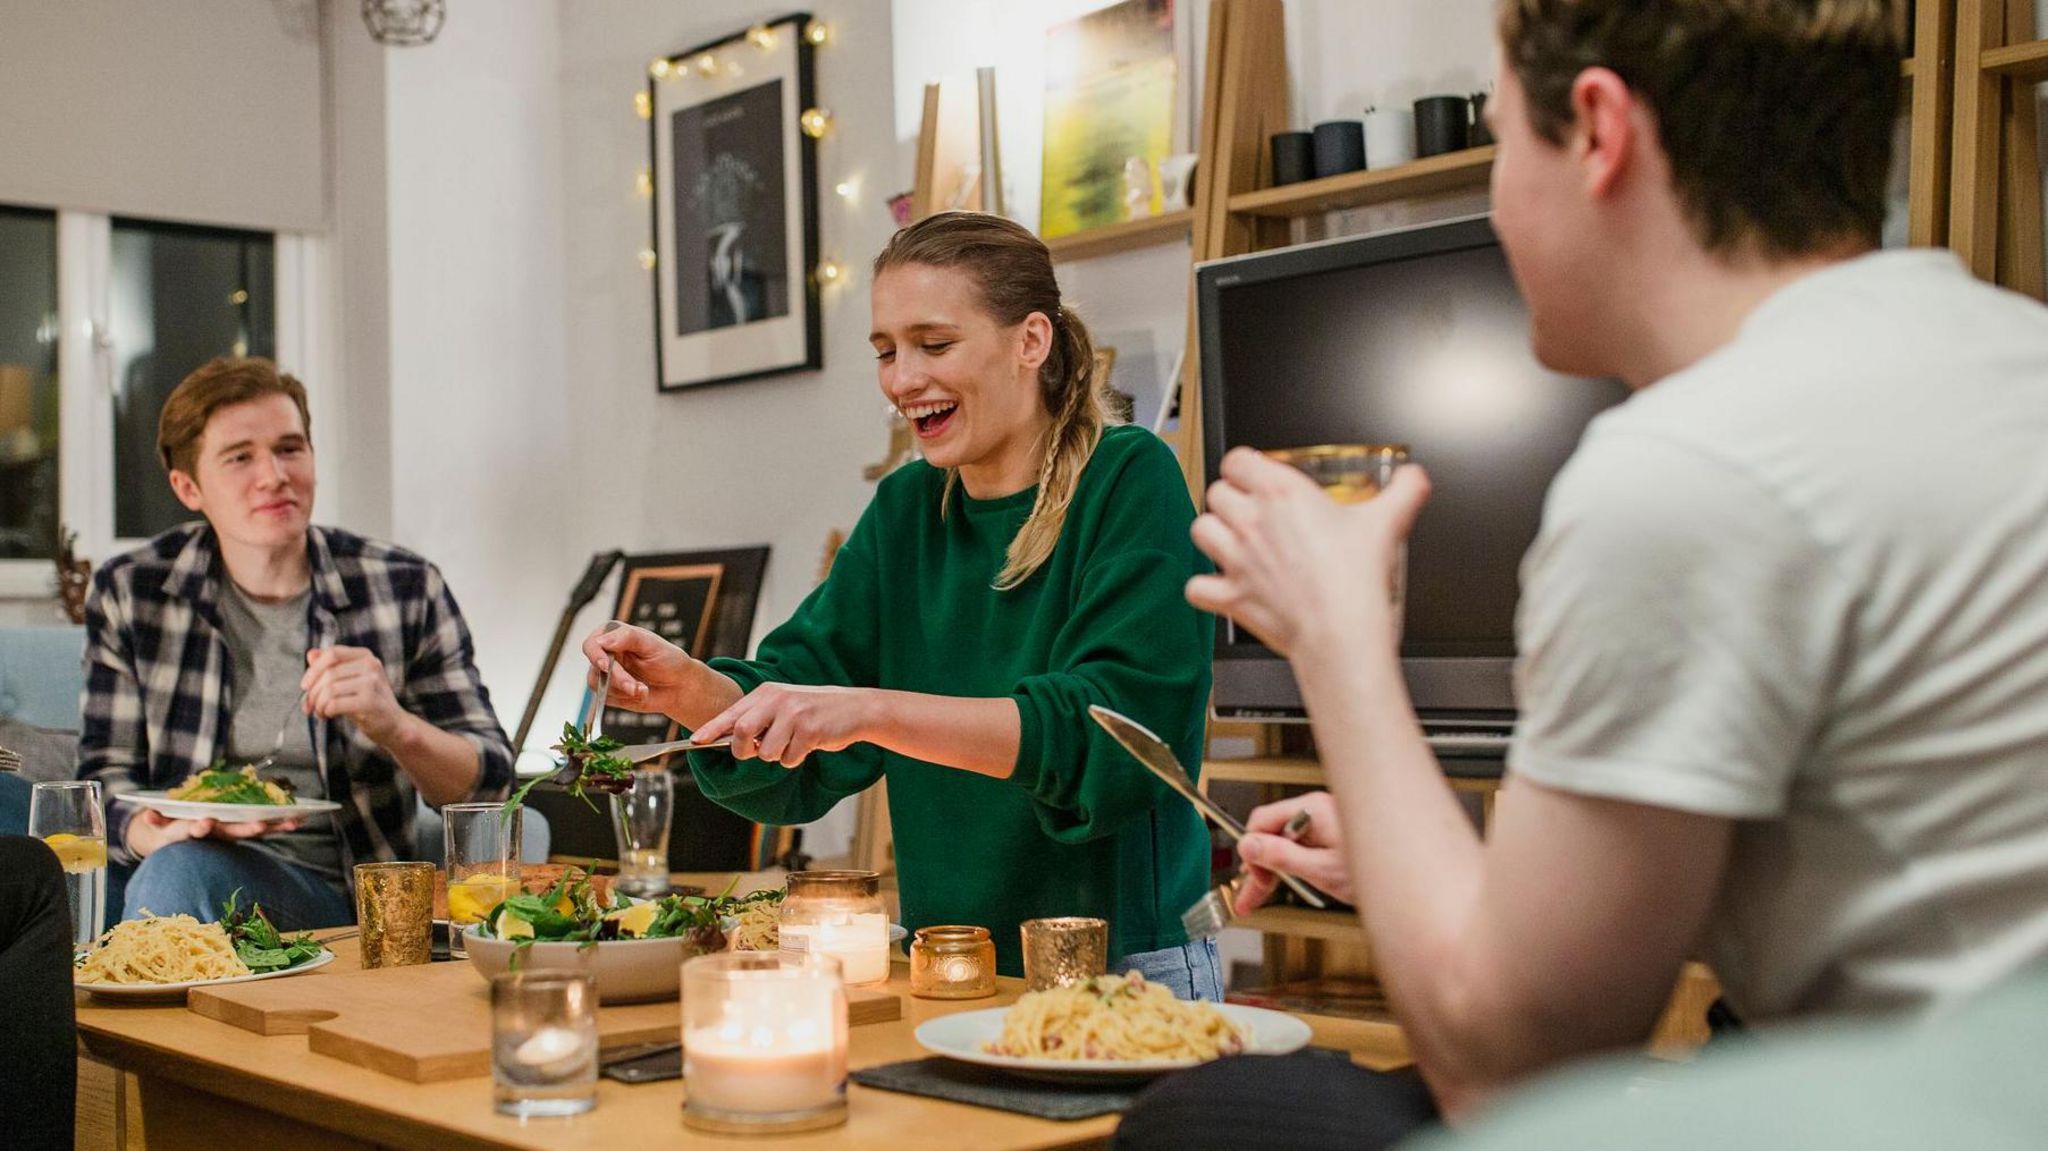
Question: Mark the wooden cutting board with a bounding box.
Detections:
[188,959,902,1083]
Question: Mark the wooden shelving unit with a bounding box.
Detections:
[1227,146,1495,218]
[1204,755,1322,787]
[1044,208,1194,262]
[1235,904,1364,943]
[1982,37,2048,81]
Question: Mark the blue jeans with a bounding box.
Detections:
[1113,937,1225,1002]
[123,839,354,931]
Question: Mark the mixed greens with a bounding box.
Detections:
[501,721,636,814]
[219,890,325,972]
[474,870,730,956]
[169,763,295,805]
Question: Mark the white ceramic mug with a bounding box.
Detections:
[1365,108,1417,170]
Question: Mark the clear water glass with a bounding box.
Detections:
[491,970,599,1118]
[29,780,106,950]
[444,803,520,960]
[609,767,674,899]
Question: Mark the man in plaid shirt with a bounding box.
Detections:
[80,357,513,928]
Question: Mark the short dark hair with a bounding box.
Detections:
[1497,0,1902,257]
[156,357,312,475]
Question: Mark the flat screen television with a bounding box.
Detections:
[1195,214,1631,733]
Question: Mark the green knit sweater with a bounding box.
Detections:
[688,425,1214,975]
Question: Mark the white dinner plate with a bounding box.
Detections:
[914,1002,1311,1082]
[113,791,342,823]
[75,947,336,1001]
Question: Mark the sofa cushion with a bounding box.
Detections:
[0,715,79,784]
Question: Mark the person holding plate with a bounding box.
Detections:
[584,212,1219,997]
[78,358,515,930]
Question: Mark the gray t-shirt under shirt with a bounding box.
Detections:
[218,582,345,883]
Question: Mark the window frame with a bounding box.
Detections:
[0,208,320,599]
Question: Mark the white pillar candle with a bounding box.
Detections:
[781,911,890,986]
[684,1020,845,1114]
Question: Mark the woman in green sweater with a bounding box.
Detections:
[583,212,1216,995]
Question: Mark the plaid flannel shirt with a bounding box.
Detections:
[80,523,514,871]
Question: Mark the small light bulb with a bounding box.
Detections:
[649,58,671,80]
[800,107,832,139]
[633,91,652,120]
[803,20,830,46]
[834,180,855,199]
[228,289,249,306]
[816,258,845,285]
[746,23,778,51]
[696,52,719,76]
[636,169,654,199]
[637,249,657,270]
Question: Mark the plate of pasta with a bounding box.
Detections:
[115,765,342,823]
[74,896,334,1000]
[915,971,1311,1082]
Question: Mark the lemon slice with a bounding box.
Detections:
[43,833,107,873]
[447,873,519,925]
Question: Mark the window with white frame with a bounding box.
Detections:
[0,206,309,598]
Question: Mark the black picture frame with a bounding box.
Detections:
[648,13,822,391]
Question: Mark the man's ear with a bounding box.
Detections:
[167,469,205,513]
[1570,66,1638,200]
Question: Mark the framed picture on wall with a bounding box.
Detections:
[649,13,822,391]
[599,546,772,749]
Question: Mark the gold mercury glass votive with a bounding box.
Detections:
[1019,916,1109,992]
[354,861,435,968]
[909,926,997,1000]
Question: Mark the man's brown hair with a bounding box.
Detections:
[156,356,312,476]
[1497,0,1903,257]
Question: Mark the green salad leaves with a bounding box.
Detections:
[219,890,324,973]
[501,721,636,814]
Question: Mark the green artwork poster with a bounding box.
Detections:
[1040,0,1177,239]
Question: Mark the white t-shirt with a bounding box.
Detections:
[1510,250,2048,1023]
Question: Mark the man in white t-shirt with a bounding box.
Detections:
[1120,1,2048,1145]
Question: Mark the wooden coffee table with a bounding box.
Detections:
[75,872,1410,1151]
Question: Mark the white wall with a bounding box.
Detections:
[377,2,576,748]
[554,0,904,854]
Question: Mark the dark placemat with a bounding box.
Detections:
[851,1057,1144,1120]
[852,1049,1358,1122]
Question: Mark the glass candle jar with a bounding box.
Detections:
[908,926,997,1000]
[779,870,891,987]
[682,951,849,1135]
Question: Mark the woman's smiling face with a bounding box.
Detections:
[870,262,1053,495]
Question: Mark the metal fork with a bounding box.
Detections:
[1181,808,1315,941]
[550,626,618,786]
[241,690,308,774]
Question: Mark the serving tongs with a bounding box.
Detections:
[1088,704,1329,910]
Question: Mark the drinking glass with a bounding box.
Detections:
[444,803,520,960]
[491,970,598,1118]
[29,781,106,950]
[1019,916,1108,992]
[1270,443,1412,633]
[354,861,434,968]
[609,767,673,899]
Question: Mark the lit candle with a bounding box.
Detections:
[684,1019,843,1113]
[909,925,997,999]
[681,952,849,1133]
[782,912,890,986]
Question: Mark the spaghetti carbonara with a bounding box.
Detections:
[728,895,782,951]
[987,971,1247,1062]
[74,914,251,985]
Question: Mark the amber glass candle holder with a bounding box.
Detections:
[354,861,434,968]
[1019,916,1109,992]
[779,870,890,987]
[909,926,997,1000]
